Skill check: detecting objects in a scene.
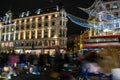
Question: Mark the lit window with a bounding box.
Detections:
[112,2,118,9]
[26,11,30,16]
[36,9,41,14]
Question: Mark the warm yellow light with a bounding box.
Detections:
[30,18,32,21]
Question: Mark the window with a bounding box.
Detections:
[59,29,63,37]
[31,31,35,39]
[36,9,41,14]
[112,2,118,9]
[26,31,29,39]
[63,30,66,37]
[51,29,55,37]
[21,25,24,30]
[6,27,9,32]
[115,23,119,28]
[114,12,119,17]
[10,26,14,32]
[51,40,55,45]
[51,14,55,18]
[45,15,48,19]
[44,30,48,38]
[16,33,18,40]
[6,35,8,41]
[26,19,30,23]
[32,23,36,28]
[60,40,63,45]
[16,20,19,24]
[38,23,42,28]
[21,19,24,23]
[44,22,48,26]
[60,20,63,26]
[20,32,23,40]
[2,28,5,33]
[16,26,19,31]
[21,42,24,46]
[32,17,36,22]
[37,30,41,39]
[2,35,4,41]
[25,42,29,46]
[106,4,110,10]
[63,21,66,26]
[26,24,30,29]
[10,34,13,40]
[51,21,55,26]
[44,40,48,46]
[38,41,42,46]
[38,17,41,21]
[15,42,20,47]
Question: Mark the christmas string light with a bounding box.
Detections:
[67,13,120,30]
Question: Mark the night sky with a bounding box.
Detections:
[0,0,95,36]
[0,0,95,17]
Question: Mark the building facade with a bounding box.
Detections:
[0,6,68,54]
[103,0,120,17]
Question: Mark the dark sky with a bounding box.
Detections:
[0,0,95,17]
[0,0,95,36]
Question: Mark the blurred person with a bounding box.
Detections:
[18,52,26,66]
[81,50,103,74]
[29,64,40,75]
[38,53,44,71]
[7,51,19,67]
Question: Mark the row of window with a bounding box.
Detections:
[1,29,66,41]
[17,11,66,23]
[15,40,66,47]
[105,2,119,10]
[2,20,66,33]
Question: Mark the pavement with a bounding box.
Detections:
[11,73,58,80]
[10,71,75,80]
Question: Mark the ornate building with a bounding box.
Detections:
[0,5,68,54]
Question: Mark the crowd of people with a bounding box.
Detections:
[0,50,103,80]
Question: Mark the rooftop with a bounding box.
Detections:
[0,5,63,22]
